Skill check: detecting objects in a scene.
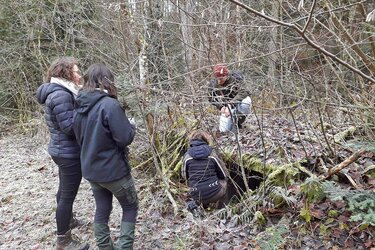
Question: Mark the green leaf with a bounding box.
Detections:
[300,206,312,222]
[359,223,369,231]
[325,218,336,224]
[328,210,338,218]
[319,224,328,236]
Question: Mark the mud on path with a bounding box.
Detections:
[0,132,249,250]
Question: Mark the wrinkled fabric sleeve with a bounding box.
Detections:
[36,84,45,104]
[231,73,250,104]
[51,92,75,136]
[106,101,135,149]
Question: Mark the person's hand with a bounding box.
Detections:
[220,106,231,117]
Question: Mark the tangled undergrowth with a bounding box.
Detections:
[2,107,375,249]
[128,107,375,249]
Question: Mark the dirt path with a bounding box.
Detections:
[0,133,95,249]
[0,132,242,250]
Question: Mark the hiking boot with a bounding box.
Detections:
[236,115,246,129]
[187,200,205,219]
[117,222,135,249]
[186,200,199,211]
[94,223,114,250]
[56,230,89,250]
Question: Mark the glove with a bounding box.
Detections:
[129,117,136,128]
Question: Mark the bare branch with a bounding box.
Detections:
[227,0,375,83]
[322,0,375,75]
[227,0,296,29]
[302,0,317,33]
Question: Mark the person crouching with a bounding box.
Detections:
[181,130,229,209]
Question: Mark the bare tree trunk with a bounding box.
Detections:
[234,5,243,65]
[267,1,278,85]
[139,3,148,88]
[358,3,375,58]
[179,0,195,84]
[278,0,284,107]
[145,0,168,87]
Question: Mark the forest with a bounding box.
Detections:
[0,0,374,249]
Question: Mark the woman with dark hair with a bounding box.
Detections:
[73,63,138,249]
[36,57,89,249]
[181,130,229,207]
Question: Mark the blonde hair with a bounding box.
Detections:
[188,130,211,144]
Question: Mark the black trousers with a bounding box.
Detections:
[52,157,82,234]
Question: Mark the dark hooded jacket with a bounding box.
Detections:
[208,71,250,110]
[36,83,80,159]
[73,90,135,182]
[181,139,228,202]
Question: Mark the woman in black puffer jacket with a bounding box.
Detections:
[36,57,88,250]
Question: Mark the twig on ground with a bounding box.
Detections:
[343,172,359,189]
[320,149,366,180]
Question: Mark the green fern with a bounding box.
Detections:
[323,181,375,226]
[300,177,326,203]
[268,186,297,207]
[255,216,290,250]
[298,178,327,223]
[345,140,375,153]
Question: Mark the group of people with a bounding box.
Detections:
[180,64,252,211]
[37,58,137,250]
[36,57,251,249]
